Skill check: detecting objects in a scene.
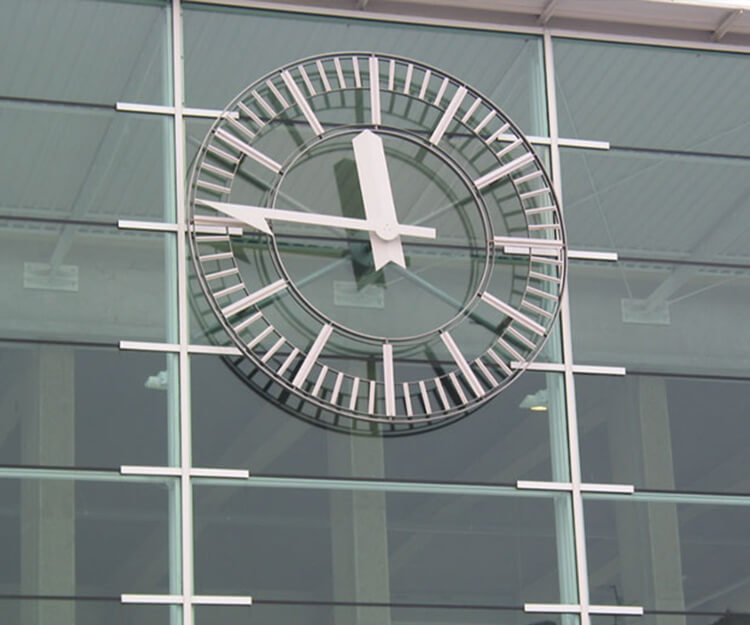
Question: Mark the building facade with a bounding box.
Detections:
[1,0,750,624]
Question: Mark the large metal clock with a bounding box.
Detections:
[188,52,566,435]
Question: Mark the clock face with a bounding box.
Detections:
[188,52,566,435]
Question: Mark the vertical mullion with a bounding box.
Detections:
[171,0,193,623]
[543,29,591,625]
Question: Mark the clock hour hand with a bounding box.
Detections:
[352,129,409,271]
[200,201,436,239]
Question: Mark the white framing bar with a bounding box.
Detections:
[122,594,253,606]
[525,603,644,615]
[116,101,239,119]
[121,466,250,479]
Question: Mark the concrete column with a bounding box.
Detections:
[20,346,76,625]
[328,435,391,625]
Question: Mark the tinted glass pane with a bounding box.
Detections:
[577,374,750,494]
[0,599,176,625]
[195,604,575,625]
[0,103,174,224]
[0,475,173,597]
[593,615,750,625]
[183,7,546,135]
[585,496,750,612]
[0,0,169,106]
[194,484,570,606]
[0,342,177,469]
[568,260,750,374]
[191,354,568,483]
[561,147,750,261]
[0,220,175,343]
[555,39,750,156]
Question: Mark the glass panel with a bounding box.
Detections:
[560,147,750,261]
[554,38,750,156]
[191,354,568,483]
[585,495,750,613]
[0,598,177,625]
[0,220,175,343]
[195,604,576,625]
[577,373,750,494]
[183,7,547,135]
[593,616,750,625]
[0,475,174,597]
[568,259,750,374]
[0,0,169,106]
[0,342,178,469]
[194,483,570,606]
[0,103,174,224]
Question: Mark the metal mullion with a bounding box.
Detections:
[543,29,591,625]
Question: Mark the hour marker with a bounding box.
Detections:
[433,77,449,106]
[497,337,523,361]
[474,111,495,134]
[205,267,239,281]
[448,372,468,404]
[207,143,240,165]
[388,59,395,91]
[197,179,231,195]
[520,187,550,200]
[474,152,535,190]
[225,115,256,141]
[418,380,432,414]
[237,102,264,129]
[441,331,485,398]
[349,377,360,411]
[297,65,316,96]
[352,56,362,88]
[316,60,332,92]
[261,336,286,363]
[193,213,243,232]
[429,85,467,145]
[221,279,287,318]
[233,311,262,333]
[434,377,451,410]
[527,285,558,301]
[213,282,244,299]
[215,129,282,173]
[530,270,562,285]
[418,69,431,100]
[247,325,275,350]
[369,56,381,126]
[330,372,344,405]
[486,348,512,376]
[514,170,543,185]
[461,96,481,124]
[474,358,499,387]
[497,138,523,159]
[201,162,234,181]
[266,80,289,109]
[277,348,299,376]
[199,251,233,262]
[507,326,536,350]
[481,292,546,336]
[383,343,396,417]
[292,323,333,388]
[368,380,376,414]
[403,64,413,94]
[521,299,553,319]
[525,205,557,216]
[311,365,328,397]
[402,383,413,416]
[333,57,346,88]
[251,90,275,117]
[485,123,511,146]
[281,70,324,136]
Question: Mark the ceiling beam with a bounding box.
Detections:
[538,0,561,25]
[712,8,744,40]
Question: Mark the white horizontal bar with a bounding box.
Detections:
[582,482,635,494]
[193,595,253,606]
[558,137,610,150]
[187,344,242,356]
[525,603,581,614]
[118,219,178,232]
[517,480,572,491]
[510,361,565,372]
[568,249,619,261]
[590,605,644,615]
[120,466,181,477]
[184,107,239,119]
[116,101,238,119]
[573,364,627,376]
[191,468,250,479]
[119,341,180,352]
[121,594,183,605]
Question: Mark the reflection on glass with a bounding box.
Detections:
[0,221,173,343]
[194,484,568,606]
[585,496,750,614]
[0,599,175,625]
[0,343,177,469]
[577,374,750,494]
[0,476,172,597]
[568,260,750,373]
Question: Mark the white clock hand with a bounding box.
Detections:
[352,129,413,270]
[200,201,436,240]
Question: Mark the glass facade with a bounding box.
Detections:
[1,1,749,624]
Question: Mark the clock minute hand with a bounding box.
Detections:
[352,129,412,271]
[200,201,436,239]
